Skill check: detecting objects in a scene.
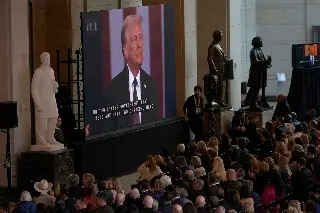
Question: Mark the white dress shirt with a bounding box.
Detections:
[310,55,315,64]
[128,65,142,121]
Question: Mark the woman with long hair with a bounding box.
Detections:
[137,155,163,181]
[211,157,227,181]
[207,137,219,153]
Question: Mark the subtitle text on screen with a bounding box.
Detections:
[92,99,154,121]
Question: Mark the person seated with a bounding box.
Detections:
[16,191,37,213]
[137,155,163,182]
[309,120,319,145]
[54,117,65,147]
[291,112,300,127]
[306,109,317,123]
[284,114,295,134]
[274,117,289,141]
[273,94,291,121]
[231,109,248,139]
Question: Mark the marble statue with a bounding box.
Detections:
[31,52,64,151]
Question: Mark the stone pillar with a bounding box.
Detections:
[241,0,256,84]
[0,0,31,187]
[0,0,12,187]
[184,0,197,98]
[229,0,242,110]
[10,0,31,186]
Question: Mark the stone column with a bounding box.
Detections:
[0,0,31,187]
[229,0,242,110]
[0,0,12,187]
[10,0,31,186]
[184,0,197,98]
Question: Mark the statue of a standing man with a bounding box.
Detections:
[31,52,63,146]
[245,36,272,109]
[205,30,227,107]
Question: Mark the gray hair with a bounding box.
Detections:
[159,175,172,187]
[185,170,195,181]
[130,188,140,199]
[177,143,185,153]
[152,199,159,211]
[69,174,80,186]
[195,167,206,178]
[243,202,254,213]
[216,206,226,213]
[287,207,298,213]
[20,191,32,202]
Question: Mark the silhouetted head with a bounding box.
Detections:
[213,30,223,42]
[252,36,263,48]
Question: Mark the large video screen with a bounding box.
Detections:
[82,4,176,138]
[292,43,320,67]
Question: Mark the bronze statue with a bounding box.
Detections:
[245,36,272,109]
[204,30,227,108]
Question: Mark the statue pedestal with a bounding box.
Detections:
[203,106,233,139]
[30,144,65,152]
[19,149,74,196]
[245,107,275,128]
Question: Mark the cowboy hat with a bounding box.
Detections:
[34,179,53,193]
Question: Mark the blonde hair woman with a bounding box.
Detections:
[82,173,97,195]
[287,139,295,158]
[137,155,163,181]
[278,155,292,176]
[197,141,207,155]
[249,155,260,174]
[276,142,288,157]
[259,162,269,173]
[207,137,219,153]
[106,178,124,194]
[211,157,226,181]
[301,134,309,151]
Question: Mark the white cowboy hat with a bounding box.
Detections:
[34,179,53,193]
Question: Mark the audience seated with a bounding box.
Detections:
[3,101,320,213]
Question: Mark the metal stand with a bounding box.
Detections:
[1,129,12,196]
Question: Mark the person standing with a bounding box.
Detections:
[183,86,204,141]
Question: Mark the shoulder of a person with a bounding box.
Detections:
[140,69,154,83]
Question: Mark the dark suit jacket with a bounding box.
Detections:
[292,166,313,201]
[304,55,319,65]
[105,66,159,130]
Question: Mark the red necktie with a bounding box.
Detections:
[132,78,140,125]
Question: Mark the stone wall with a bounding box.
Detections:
[240,0,256,83]
[256,0,320,96]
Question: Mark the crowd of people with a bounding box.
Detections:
[1,95,320,213]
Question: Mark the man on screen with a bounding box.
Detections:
[105,14,159,129]
[304,45,319,65]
